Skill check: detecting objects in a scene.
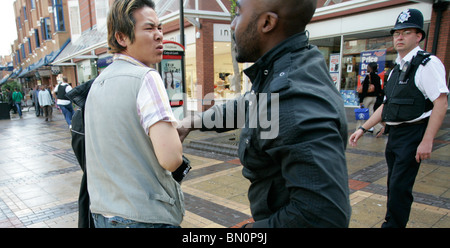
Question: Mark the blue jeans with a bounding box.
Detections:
[92,214,181,228]
[58,103,74,126]
[15,103,22,117]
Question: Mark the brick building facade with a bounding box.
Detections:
[8,0,73,90]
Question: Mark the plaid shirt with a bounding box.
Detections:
[114,54,177,134]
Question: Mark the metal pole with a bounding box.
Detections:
[179,0,185,47]
[179,0,187,117]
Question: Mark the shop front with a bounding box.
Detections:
[312,30,427,107]
[76,59,98,85]
[308,1,433,107]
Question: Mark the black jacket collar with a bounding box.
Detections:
[244,31,310,81]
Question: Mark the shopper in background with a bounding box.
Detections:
[53,77,74,128]
[357,62,384,135]
[12,88,23,118]
[38,85,53,122]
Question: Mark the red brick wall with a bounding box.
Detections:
[80,0,95,32]
[426,5,450,78]
[194,18,231,111]
[196,19,215,111]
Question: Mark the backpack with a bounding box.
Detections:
[65,79,95,228]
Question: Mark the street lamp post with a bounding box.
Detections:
[179,0,187,117]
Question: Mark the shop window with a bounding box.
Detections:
[185,43,197,100]
[77,59,98,84]
[213,42,244,100]
[342,36,394,89]
[53,0,65,32]
[312,36,341,87]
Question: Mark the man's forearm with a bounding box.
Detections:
[361,104,384,130]
[422,94,448,142]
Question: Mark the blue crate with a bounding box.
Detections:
[354,108,369,120]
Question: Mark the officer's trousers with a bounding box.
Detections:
[382,119,428,228]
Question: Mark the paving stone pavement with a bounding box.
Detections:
[0,107,449,228]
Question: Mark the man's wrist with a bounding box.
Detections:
[358,126,368,133]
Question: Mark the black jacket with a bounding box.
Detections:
[201,32,351,227]
[359,72,382,103]
[66,80,94,228]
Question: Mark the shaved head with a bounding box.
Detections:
[261,0,317,35]
[232,0,317,62]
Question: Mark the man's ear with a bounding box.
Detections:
[416,32,423,43]
[261,12,279,34]
[115,32,128,48]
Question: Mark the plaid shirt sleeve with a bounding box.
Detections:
[137,70,178,135]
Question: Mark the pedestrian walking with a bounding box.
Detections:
[32,86,41,117]
[12,88,23,118]
[178,0,351,228]
[349,8,449,228]
[53,77,74,127]
[38,85,53,122]
[356,62,384,135]
[85,0,184,228]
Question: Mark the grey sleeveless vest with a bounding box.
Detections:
[85,59,184,225]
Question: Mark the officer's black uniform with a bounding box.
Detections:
[380,9,433,228]
[381,51,432,228]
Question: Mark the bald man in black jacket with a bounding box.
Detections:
[178,0,351,228]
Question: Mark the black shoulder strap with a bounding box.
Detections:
[400,50,431,82]
[413,50,432,66]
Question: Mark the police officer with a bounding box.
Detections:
[349,9,448,228]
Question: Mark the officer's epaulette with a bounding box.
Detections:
[412,50,432,66]
[417,50,432,66]
[421,56,431,66]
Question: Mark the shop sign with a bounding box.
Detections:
[213,24,231,42]
[161,41,185,120]
[358,49,386,88]
[38,70,51,77]
[51,66,61,75]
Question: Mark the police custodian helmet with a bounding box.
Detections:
[390,9,426,41]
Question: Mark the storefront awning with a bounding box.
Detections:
[0,63,14,71]
[0,75,10,85]
[52,25,108,66]
[17,39,71,78]
[0,68,21,85]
